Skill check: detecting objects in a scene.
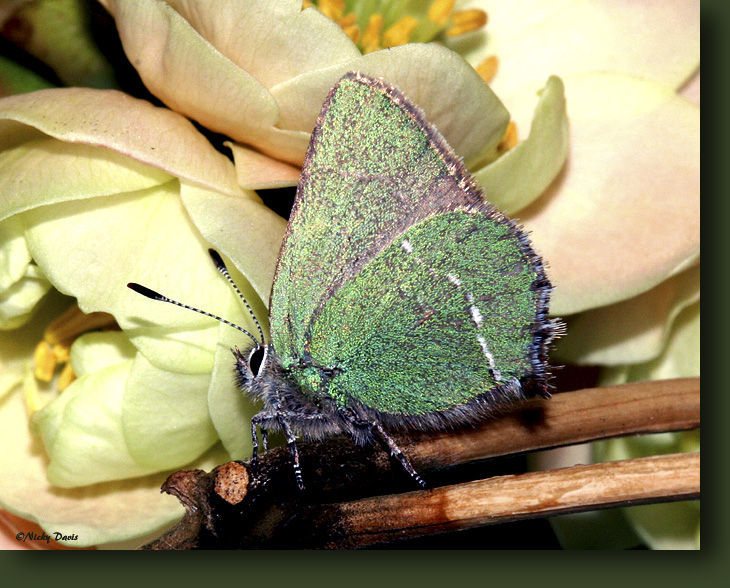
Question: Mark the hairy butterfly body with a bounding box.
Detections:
[130,72,559,489]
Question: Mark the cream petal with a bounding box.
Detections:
[121,351,220,470]
[70,331,138,377]
[0,87,240,195]
[228,142,302,190]
[0,215,31,290]
[556,266,699,366]
[0,264,51,329]
[270,42,510,167]
[32,358,161,487]
[518,73,699,315]
[5,0,115,88]
[462,0,700,97]
[20,182,249,374]
[0,137,170,222]
[600,302,700,384]
[0,54,55,97]
[473,75,568,214]
[179,181,286,304]
[0,373,228,547]
[101,0,310,164]
[165,0,360,88]
[680,70,700,105]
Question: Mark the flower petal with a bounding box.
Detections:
[556,266,699,366]
[164,0,360,87]
[0,137,170,222]
[0,87,240,196]
[4,0,116,88]
[100,0,311,164]
[0,264,51,329]
[270,42,510,167]
[473,75,568,214]
[228,143,302,190]
[0,373,228,546]
[20,182,249,374]
[179,181,286,303]
[0,54,55,97]
[680,70,700,105]
[601,301,700,385]
[121,351,220,470]
[0,215,31,290]
[32,355,160,487]
[518,73,699,315]
[461,0,700,96]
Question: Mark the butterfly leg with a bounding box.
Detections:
[341,410,426,488]
[250,410,277,466]
[278,418,305,490]
[370,420,426,488]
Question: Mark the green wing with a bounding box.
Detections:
[306,209,548,415]
[269,73,553,414]
[270,73,485,364]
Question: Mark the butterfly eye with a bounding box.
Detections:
[248,346,266,378]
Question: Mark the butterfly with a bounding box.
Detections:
[130,72,559,489]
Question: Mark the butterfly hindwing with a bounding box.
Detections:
[307,207,549,420]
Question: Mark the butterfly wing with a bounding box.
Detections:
[308,207,552,422]
[272,73,487,361]
[270,73,555,419]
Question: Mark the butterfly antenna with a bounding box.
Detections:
[127,282,260,348]
[207,249,266,344]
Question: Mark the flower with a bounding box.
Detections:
[0,84,285,546]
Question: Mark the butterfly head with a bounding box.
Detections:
[233,343,271,392]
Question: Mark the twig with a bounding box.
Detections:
[143,377,700,549]
[408,377,700,468]
[301,452,700,548]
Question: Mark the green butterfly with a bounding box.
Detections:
[131,72,559,489]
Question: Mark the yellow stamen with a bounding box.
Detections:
[361,13,384,53]
[44,303,116,347]
[301,1,314,9]
[428,0,455,26]
[498,121,518,153]
[343,23,360,44]
[317,0,344,20]
[33,340,57,382]
[33,304,117,392]
[382,15,418,48]
[338,12,356,28]
[57,362,76,392]
[476,55,498,83]
[52,343,70,363]
[446,8,488,37]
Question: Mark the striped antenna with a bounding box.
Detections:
[207,249,266,344]
[127,282,260,348]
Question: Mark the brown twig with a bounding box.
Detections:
[301,452,700,548]
[407,376,700,469]
[143,377,700,549]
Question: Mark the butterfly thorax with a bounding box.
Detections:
[234,344,369,443]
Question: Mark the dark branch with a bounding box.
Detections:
[142,377,700,549]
